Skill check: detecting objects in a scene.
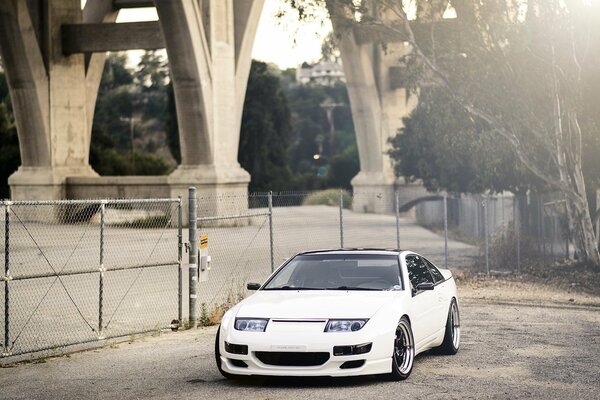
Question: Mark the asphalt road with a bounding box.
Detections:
[2,298,598,400]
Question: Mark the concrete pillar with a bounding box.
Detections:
[0,0,114,200]
[329,4,428,213]
[156,0,264,214]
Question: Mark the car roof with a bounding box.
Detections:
[296,248,404,256]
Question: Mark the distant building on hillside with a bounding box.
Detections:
[295,61,345,86]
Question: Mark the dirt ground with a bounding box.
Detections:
[456,261,600,307]
[1,270,599,400]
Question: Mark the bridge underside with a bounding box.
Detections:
[0,0,429,215]
[0,0,265,217]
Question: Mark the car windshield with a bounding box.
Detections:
[263,253,402,291]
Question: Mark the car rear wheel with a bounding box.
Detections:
[437,298,460,355]
[385,316,414,381]
[215,326,232,379]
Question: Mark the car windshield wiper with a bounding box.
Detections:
[263,285,325,290]
[330,286,383,291]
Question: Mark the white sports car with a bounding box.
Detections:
[215,249,460,380]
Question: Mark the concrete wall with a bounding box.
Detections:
[66,176,170,199]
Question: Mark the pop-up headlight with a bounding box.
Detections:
[234,318,269,332]
[325,319,368,332]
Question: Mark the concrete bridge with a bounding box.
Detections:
[0,0,428,213]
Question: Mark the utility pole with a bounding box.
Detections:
[120,116,139,174]
[320,99,344,161]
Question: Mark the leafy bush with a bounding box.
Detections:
[302,189,352,209]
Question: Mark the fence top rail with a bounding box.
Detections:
[0,198,181,206]
[197,211,271,222]
[4,260,180,282]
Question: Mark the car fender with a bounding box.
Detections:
[219,303,244,351]
[365,291,413,359]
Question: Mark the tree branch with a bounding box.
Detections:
[373,0,578,196]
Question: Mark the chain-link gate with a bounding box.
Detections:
[1,198,182,358]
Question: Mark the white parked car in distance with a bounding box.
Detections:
[215,249,460,380]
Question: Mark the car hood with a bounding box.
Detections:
[235,290,397,319]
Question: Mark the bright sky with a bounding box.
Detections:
[114,0,331,70]
[253,0,331,68]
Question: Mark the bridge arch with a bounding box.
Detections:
[0,0,426,214]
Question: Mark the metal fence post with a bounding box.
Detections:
[443,194,448,270]
[537,195,542,257]
[188,187,198,328]
[540,198,546,266]
[177,196,183,323]
[395,189,400,250]
[98,201,105,339]
[514,196,521,273]
[268,191,274,273]
[551,212,556,260]
[484,196,490,275]
[3,203,10,355]
[339,190,344,248]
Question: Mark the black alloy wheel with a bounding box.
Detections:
[385,316,414,381]
[437,298,460,355]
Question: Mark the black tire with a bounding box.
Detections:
[215,326,232,379]
[437,298,460,355]
[385,316,415,381]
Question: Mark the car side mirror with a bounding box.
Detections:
[416,282,434,291]
[246,282,260,291]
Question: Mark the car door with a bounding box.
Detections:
[424,258,450,333]
[405,255,438,347]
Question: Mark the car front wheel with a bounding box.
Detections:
[385,316,415,381]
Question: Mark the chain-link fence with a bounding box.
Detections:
[187,189,477,326]
[186,188,580,326]
[2,188,579,358]
[415,192,573,274]
[1,198,181,359]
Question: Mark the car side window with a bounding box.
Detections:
[425,259,444,283]
[405,255,434,291]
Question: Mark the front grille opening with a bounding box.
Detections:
[255,352,330,366]
[229,359,249,368]
[340,360,366,369]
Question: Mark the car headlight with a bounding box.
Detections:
[234,318,269,332]
[325,319,368,332]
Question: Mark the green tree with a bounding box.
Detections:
[389,88,542,195]
[321,31,341,63]
[90,52,173,176]
[285,81,358,189]
[135,51,168,92]
[135,51,169,121]
[164,82,180,164]
[99,52,133,94]
[239,61,293,191]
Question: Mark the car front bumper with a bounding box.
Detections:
[219,326,394,377]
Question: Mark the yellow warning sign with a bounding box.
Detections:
[199,234,208,250]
